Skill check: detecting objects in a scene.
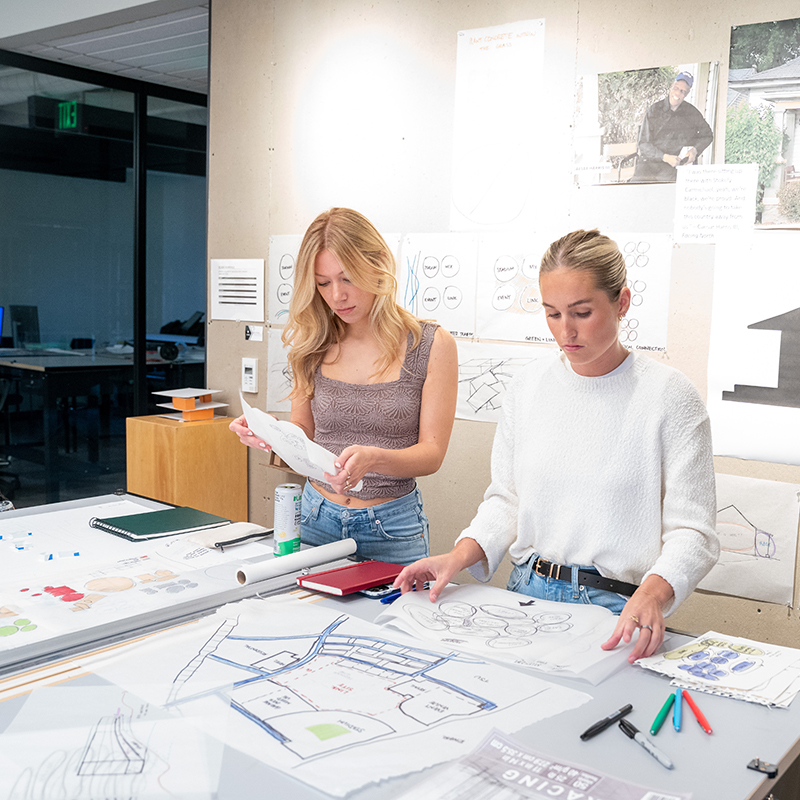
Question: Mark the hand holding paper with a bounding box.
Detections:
[239,394,363,491]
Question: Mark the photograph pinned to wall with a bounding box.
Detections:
[398,233,478,338]
[455,340,547,423]
[607,231,673,352]
[726,17,800,226]
[450,19,545,231]
[474,232,554,344]
[267,235,302,325]
[707,230,800,465]
[698,473,799,605]
[575,62,717,186]
[267,328,292,413]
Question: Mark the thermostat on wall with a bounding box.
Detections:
[242,357,258,393]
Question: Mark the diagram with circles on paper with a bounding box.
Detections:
[608,232,673,353]
[268,235,302,324]
[398,233,478,338]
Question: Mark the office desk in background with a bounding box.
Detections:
[0,495,797,800]
[0,351,204,502]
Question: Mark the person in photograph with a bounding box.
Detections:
[394,229,719,663]
[230,207,458,565]
[632,71,714,182]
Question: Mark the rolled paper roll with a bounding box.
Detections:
[236,538,357,585]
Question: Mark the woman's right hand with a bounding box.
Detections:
[229,415,272,452]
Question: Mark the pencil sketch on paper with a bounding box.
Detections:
[78,712,147,776]
[458,356,534,417]
[717,504,778,562]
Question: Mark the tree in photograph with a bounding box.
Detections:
[725,103,782,221]
[730,18,800,72]
[598,67,676,145]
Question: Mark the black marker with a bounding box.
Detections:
[579,703,633,741]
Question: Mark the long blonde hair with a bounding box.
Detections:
[282,208,422,399]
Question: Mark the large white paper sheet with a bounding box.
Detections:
[376,584,634,684]
[475,232,554,343]
[94,595,591,797]
[451,19,545,231]
[455,339,547,422]
[267,234,303,324]
[0,684,226,800]
[700,472,800,605]
[707,231,800,464]
[398,232,478,337]
[608,232,673,353]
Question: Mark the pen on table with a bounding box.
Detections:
[673,688,682,732]
[579,703,633,741]
[619,718,674,770]
[650,692,675,736]
[380,590,402,604]
[683,689,713,734]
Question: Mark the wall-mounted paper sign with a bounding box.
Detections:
[210,258,265,322]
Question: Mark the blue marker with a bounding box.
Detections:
[380,590,402,604]
[673,688,683,731]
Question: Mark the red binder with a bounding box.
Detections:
[296,560,404,596]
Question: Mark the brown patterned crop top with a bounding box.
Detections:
[310,322,438,500]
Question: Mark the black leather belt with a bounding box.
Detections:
[531,557,639,597]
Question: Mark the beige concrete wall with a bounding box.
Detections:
[207,0,800,646]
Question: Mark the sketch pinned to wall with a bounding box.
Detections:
[698,473,799,605]
[608,231,673,352]
[474,233,554,343]
[398,233,478,337]
[267,235,302,325]
[707,231,800,464]
[450,19,545,231]
[267,328,292,413]
[455,340,547,422]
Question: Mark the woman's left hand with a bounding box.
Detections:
[601,575,674,663]
[324,445,378,494]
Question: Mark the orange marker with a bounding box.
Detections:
[683,689,712,734]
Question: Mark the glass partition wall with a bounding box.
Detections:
[0,52,207,506]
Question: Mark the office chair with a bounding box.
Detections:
[0,378,20,500]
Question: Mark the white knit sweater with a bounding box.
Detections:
[458,351,718,614]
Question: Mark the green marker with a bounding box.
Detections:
[650,692,675,735]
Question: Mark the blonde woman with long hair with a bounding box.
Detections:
[231,208,458,564]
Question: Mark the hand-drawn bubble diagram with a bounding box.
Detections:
[403,251,463,314]
[716,504,778,561]
[489,253,542,315]
[619,239,651,344]
[406,601,573,648]
[664,637,764,682]
[274,253,295,323]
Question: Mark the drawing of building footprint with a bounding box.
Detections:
[407,602,572,648]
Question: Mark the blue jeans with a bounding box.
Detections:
[300,481,430,565]
[507,553,628,614]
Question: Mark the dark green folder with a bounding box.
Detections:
[89,506,231,541]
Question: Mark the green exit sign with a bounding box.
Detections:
[57,100,78,130]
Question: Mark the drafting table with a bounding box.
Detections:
[0,497,798,800]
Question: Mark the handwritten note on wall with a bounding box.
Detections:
[674,164,758,242]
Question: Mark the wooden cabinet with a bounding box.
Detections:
[126,415,247,521]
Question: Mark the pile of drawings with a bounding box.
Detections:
[635,630,800,708]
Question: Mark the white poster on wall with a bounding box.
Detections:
[210,259,264,322]
[475,233,553,343]
[455,339,550,422]
[268,235,303,325]
[450,19,545,231]
[607,231,672,353]
[699,473,800,605]
[707,231,800,464]
[398,233,478,338]
[267,327,292,413]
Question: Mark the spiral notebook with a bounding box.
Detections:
[89,506,231,542]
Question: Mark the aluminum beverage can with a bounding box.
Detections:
[273,483,302,556]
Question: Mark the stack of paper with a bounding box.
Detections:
[635,630,800,708]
